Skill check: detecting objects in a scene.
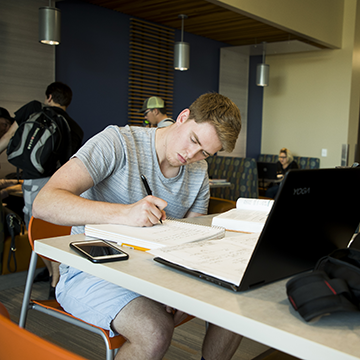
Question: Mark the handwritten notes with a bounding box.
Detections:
[150,232,260,285]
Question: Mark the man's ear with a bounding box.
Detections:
[45,94,52,104]
[175,109,190,124]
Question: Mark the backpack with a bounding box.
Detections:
[286,247,360,321]
[7,107,72,179]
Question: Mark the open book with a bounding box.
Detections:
[211,198,274,233]
[85,219,225,251]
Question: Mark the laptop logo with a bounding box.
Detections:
[293,187,310,195]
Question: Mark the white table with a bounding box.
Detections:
[34,216,360,360]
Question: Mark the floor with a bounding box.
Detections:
[0,269,290,360]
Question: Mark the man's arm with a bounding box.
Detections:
[0,121,18,154]
[185,211,204,218]
[32,157,167,227]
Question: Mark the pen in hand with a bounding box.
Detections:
[140,174,163,224]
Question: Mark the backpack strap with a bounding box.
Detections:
[286,270,358,321]
[43,106,72,158]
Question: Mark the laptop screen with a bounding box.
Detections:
[257,162,278,180]
[239,168,360,290]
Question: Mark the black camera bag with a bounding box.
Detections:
[286,247,360,321]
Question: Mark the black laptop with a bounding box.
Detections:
[257,161,278,181]
[154,168,360,291]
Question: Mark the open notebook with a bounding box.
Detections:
[85,219,225,251]
[152,168,360,291]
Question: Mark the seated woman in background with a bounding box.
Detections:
[265,147,299,199]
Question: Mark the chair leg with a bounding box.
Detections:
[19,251,38,328]
[105,348,115,360]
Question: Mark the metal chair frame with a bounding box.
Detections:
[19,217,125,360]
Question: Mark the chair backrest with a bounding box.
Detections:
[28,217,72,250]
[206,155,259,200]
[0,302,87,360]
[257,154,320,169]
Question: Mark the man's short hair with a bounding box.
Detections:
[45,82,73,107]
[158,107,167,115]
[188,93,241,153]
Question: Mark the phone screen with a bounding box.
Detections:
[70,240,129,263]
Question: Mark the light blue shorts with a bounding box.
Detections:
[56,264,141,337]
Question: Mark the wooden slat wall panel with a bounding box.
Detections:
[128,18,174,126]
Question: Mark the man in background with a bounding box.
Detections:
[0,82,84,298]
[139,96,175,128]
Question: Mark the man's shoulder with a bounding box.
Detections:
[14,100,42,124]
[157,118,175,128]
[49,107,84,141]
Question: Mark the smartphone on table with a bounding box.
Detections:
[70,239,129,263]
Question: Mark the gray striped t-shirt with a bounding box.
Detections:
[71,125,209,234]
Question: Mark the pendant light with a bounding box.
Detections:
[39,1,61,45]
[174,14,189,71]
[256,42,269,86]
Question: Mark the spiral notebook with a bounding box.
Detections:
[85,219,225,251]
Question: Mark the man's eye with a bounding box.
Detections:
[191,137,196,143]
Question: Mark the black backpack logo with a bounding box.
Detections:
[7,107,71,178]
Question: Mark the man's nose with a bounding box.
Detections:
[187,145,200,160]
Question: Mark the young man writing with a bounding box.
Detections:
[33,92,242,360]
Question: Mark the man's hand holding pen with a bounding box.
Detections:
[124,196,167,227]
[141,174,164,225]
[140,195,166,226]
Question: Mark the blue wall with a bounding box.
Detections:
[56,1,229,143]
[173,31,226,116]
[57,2,130,142]
[56,1,263,157]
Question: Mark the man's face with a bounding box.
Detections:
[165,112,222,167]
[144,109,157,126]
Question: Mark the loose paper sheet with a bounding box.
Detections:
[150,232,260,286]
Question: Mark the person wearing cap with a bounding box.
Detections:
[139,96,175,128]
[0,107,14,139]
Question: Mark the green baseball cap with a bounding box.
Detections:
[139,96,165,112]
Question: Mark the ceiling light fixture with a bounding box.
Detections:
[174,14,189,71]
[256,42,269,86]
[39,0,61,45]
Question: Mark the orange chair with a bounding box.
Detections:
[208,197,236,214]
[19,217,193,359]
[19,217,126,360]
[0,301,88,360]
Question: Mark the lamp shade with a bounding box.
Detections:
[174,41,190,71]
[256,63,269,87]
[39,6,61,45]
